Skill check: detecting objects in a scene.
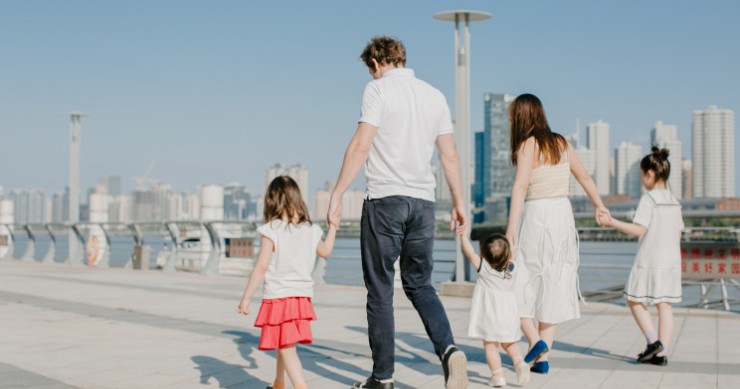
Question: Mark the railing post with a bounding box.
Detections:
[68,224,85,265]
[43,224,56,263]
[21,225,35,261]
[201,222,221,276]
[161,222,179,273]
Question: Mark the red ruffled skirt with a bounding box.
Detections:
[254,297,316,350]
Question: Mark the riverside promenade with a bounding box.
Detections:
[1,260,738,389]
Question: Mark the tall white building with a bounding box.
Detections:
[313,181,364,220]
[569,147,596,197]
[587,120,610,195]
[651,121,683,199]
[682,159,693,199]
[566,132,596,197]
[692,106,735,198]
[8,190,47,224]
[615,142,643,199]
[265,164,309,204]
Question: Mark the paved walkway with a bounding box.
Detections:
[1,259,738,388]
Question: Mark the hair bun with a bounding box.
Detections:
[651,146,669,160]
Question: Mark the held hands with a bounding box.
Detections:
[450,206,466,232]
[596,206,612,227]
[455,222,469,240]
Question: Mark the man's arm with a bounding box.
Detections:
[328,122,378,226]
[436,133,466,230]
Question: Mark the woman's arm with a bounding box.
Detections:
[506,138,535,247]
[316,223,338,258]
[236,236,274,315]
[569,144,609,224]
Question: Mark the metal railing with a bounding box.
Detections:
[1,222,738,311]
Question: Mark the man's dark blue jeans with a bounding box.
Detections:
[360,195,455,381]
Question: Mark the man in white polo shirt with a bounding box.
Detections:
[328,36,468,389]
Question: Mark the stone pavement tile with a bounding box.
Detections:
[658,372,718,389]
[718,374,740,389]
[718,351,740,364]
[671,351,717,365]
[0,361,78,389]
[545,368,612,388]
[598,370,664,389]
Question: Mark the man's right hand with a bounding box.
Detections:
[450,206,466,232]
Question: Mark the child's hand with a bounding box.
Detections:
[456,224,468,238]
[327,221,339,231]
[597,209,612,226]
[236,298,250,315]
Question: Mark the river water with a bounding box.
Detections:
[11,235,738,312]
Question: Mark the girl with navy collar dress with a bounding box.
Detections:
[599,147,684,366]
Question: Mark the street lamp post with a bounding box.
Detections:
[434,10,491,283]
[68,112,87,264]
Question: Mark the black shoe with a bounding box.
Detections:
[646,355,668,366]
[637,340,664,363]
[441,346,468,389]
[351,377,394,389]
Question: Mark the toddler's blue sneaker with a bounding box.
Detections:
[524,340,549,364]
[530,361,549,374]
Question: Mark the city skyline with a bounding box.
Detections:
[1,1,739,198]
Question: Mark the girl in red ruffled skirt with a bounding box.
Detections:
[237,176,337,389]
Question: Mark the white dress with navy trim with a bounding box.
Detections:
[468,260,522,343]
[624,189,684,304]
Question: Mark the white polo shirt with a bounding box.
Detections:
[359,68,454,202]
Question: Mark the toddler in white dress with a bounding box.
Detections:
[599,147,683,367]
[459,228,530,387]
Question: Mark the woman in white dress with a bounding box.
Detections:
[504,94,609,374]
[599,147,683,367]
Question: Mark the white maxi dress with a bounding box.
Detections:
[514,160,582,324]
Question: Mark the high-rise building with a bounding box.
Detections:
[682,159,693,200]
[51,192,64,223]
[587,120,610,195]
[651,121,682,199]
[8,190,47,224]
[615,142,643,199]
[265,164,309,204]
[567,141,596,198]
[100,176,122,197]
[313,181,364,220]
[473,131,485,206]
[108,195,132,223]
[692,106,735,197]
[482,93,516,201]
[223,184,256,220]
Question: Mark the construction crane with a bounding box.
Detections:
[134,160,157,191]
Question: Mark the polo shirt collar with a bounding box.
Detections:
[382,68,414,78]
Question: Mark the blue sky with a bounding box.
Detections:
[1,0,738,198]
